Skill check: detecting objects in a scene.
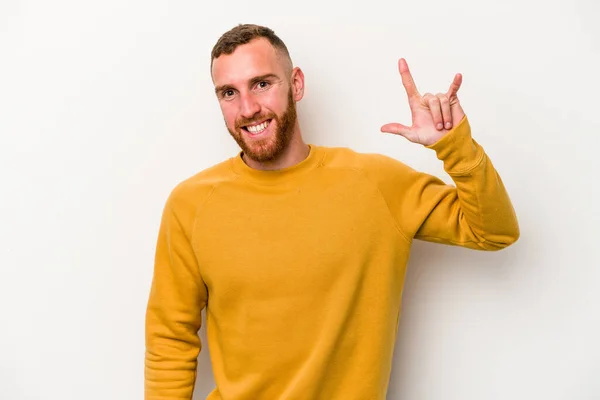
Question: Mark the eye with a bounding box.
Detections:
[257,81,270,89]
[223,89,235,98]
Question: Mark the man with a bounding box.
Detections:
[145,24,519,400]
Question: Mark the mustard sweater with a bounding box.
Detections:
[144,116,519,399]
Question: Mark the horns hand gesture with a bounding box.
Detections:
[380,58,465,146]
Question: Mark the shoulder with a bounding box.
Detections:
[319,145,417,178]
[164,157,238,214]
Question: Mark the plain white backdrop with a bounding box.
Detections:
[1,0,599,399]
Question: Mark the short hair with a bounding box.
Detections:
[210,24,292,72]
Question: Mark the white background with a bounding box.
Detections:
[1,0,599,399]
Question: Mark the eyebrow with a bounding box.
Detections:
[214,73,280,96]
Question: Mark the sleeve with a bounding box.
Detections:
[374,115,520,251]
[144,188,208,399]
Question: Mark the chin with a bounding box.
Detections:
[243,140,283,162]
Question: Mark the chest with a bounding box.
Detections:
[192,175,403,302]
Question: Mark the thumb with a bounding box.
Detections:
[380,123,412,138]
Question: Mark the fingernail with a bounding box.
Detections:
[446,122,452,129]
[437,123,443,130]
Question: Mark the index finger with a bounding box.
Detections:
[398,58,420,99]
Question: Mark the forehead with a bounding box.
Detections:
[211,38,285,86]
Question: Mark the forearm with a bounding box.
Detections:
[145,294,203,399]
[415,115,520,250]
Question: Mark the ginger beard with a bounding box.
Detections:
[227,87,297,163]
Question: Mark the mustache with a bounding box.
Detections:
[235,113,276,129]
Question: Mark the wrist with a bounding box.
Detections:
[425,115,484,174]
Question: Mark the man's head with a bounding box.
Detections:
[210,24,304,164]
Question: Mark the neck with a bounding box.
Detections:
[243,129,309,171]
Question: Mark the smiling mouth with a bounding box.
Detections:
[242,119,271,135]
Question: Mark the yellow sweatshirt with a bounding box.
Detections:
[144,116,519,399]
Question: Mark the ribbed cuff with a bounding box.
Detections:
[425,115,484,175]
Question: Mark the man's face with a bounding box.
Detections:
[211,38,298,163]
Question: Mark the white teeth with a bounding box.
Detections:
[247,120,269,134]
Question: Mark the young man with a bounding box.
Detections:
[145,24,519,400]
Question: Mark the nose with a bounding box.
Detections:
[239,93,261,119]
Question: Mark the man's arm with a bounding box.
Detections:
[384,116,519,249]
[145,187,208,399]
[418,115,519,249]
[377,59,519,250]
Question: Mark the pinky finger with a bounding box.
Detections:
[447,73,463,98]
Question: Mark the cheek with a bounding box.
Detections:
[263,94,287,114]
[220,104,238,125]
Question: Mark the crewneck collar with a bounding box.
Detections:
[230,144,325,185]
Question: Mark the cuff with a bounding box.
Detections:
[425,115,484,175]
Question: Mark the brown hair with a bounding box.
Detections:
[210,24,292,71]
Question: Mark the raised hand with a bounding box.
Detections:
[380,58,465,146]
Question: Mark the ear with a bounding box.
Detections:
[290,67,305,102]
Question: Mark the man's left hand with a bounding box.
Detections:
[380,58,465,146]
